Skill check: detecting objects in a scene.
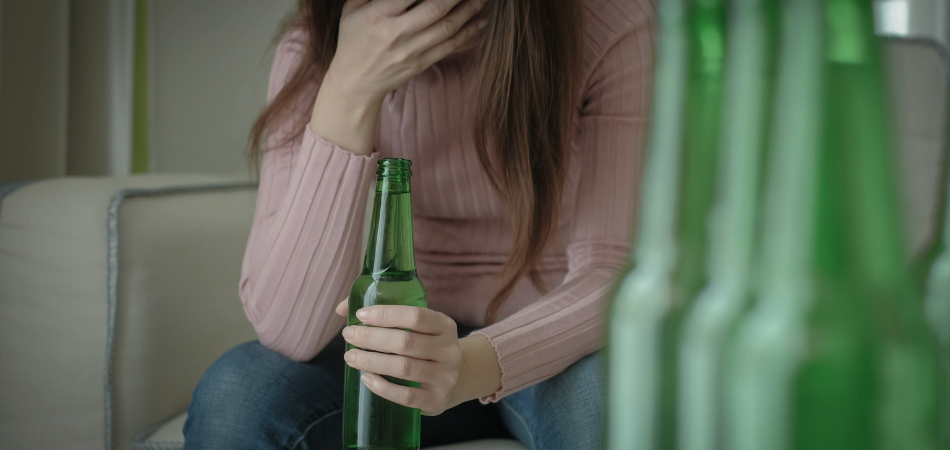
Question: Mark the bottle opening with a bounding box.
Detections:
[377,158,413,178]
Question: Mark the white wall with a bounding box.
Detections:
[149,0,296,175]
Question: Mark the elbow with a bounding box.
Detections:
[238,282,327,362]
[257,329,318,362]
[567,241,630,274]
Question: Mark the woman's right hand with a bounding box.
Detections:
[311,0,488,155]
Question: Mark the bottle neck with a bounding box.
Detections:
[824,0,908,284]
[363,160,417,276]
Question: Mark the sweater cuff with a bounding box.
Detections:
[470,323,548,403]
[303,125,378,165]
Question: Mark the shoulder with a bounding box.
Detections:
[275,26,311,62]
[579,0,656,75]
[268,26,314,103]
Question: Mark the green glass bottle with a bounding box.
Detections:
[343,158,426,450]
[606,0,688,446]
[727,0,940,448]
[657,0,727,447]
[677,0,779,448]
[605,0,725,447]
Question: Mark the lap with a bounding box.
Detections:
[183,326,605,450]
[183,330,509,449]
[183,336,349,449]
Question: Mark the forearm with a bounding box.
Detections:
[454,334,502,404]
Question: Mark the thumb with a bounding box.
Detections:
[335,298,350,317]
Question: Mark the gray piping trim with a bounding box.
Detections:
[104,181,256,450]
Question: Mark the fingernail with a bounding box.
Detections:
[356,309,370,320]
[361,373,372,385]
[344,350,356,362]
[342,326,354,338]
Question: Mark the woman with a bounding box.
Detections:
[183,0,653,448]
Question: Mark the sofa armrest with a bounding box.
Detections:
[0,175,259,450]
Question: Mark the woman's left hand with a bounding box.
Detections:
[337,302,464,416]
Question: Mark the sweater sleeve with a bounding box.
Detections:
[239,33,379,361]
[472,21,655,402]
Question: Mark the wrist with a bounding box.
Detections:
[453,334,502,405]
[309,77,383,156]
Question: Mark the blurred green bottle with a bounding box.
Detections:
[605,0,725,447]
[606,0,688,446]
[726,0,940,449]
[677,0,779,448]
[344,159,427,450]
[922,165,949,352]
[659,0,728,446]
[921,121,950,447]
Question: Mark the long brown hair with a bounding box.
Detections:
[250,0,585,322]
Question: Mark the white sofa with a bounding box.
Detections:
[0,175,526,450]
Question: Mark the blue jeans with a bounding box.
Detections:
[183,327,605,450]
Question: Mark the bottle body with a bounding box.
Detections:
[677,0,779,448]
[343,159,426,450]
[606,0,688,446]
[607,0,727,447]
[343,274,426,450]
[658,0,727,446]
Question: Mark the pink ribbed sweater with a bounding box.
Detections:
[240,0,654,402]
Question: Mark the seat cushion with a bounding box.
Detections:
[132,412,527,450]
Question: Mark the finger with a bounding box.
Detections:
[356,305,454,335]
[343,325,439,359]
[345,349,444,384]
[335,299,349,317]
[399,0,469,34]
[360,372,439,412]
[408,0,486,52]
[418,16,485,67]
[375,0,422,16]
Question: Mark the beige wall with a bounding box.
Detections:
[0,0,133,185]
[0,0,70,184]
[149,0,295,175]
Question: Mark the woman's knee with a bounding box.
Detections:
[189,342,275,410]
[499,351,606,450]
[183,341,344,449]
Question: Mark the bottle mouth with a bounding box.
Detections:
[377,158,413,178]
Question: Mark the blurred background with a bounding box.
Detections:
[0,0,944,182]
[0,0,296,184]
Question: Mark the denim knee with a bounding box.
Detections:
[183,341,345,450]
[499,351,606,450]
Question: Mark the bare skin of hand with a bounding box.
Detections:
[334,300,502,416]
[310,0,489,155]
